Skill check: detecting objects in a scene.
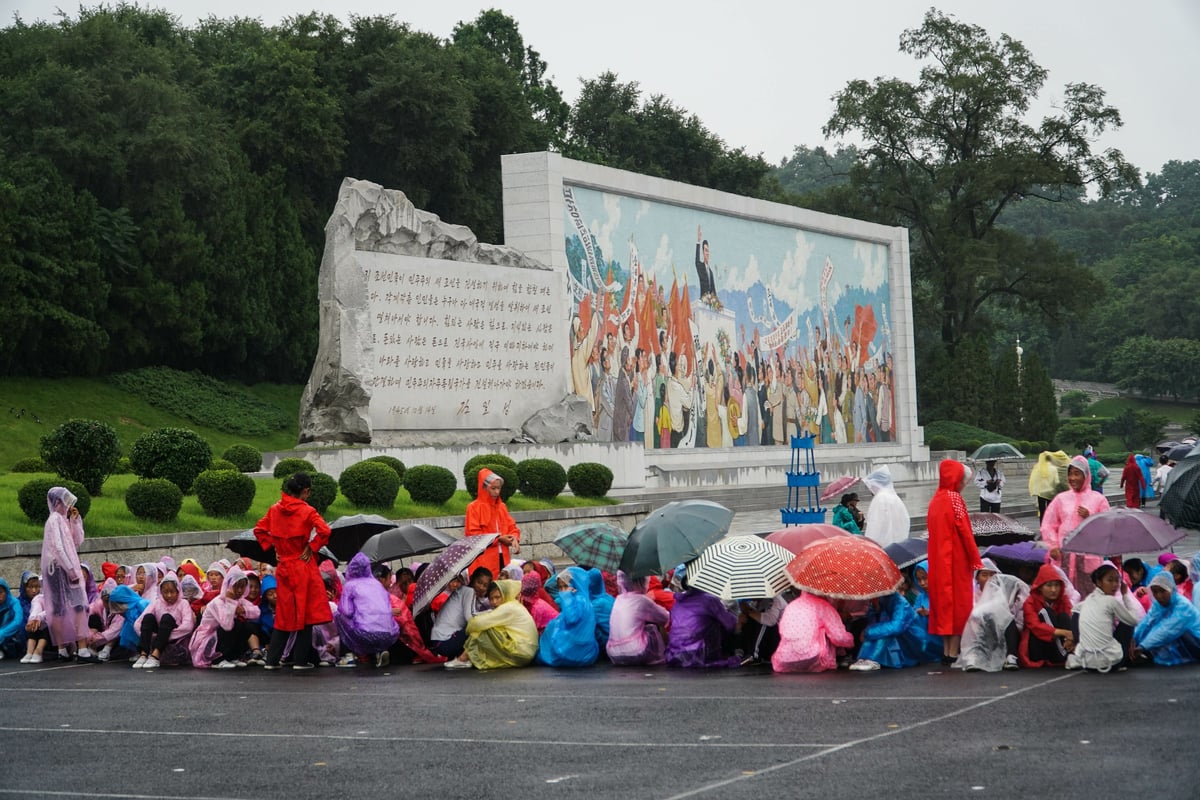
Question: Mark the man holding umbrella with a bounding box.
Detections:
[253,472,333,670]
[974,460,1005,512]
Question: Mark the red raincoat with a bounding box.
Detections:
[464,468,521,576]
[926,460,982,636]
[1120,454,1144,509]
[253,494,333,631]
[1019,563,1075,668]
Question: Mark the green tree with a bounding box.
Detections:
[1058,390,1090,417]
[824,10,1136,361]
[1056,418,1101,452]
[990,347,1021,437]
[1018,353,1059,443]
[774,145,858,197]
[1108,408,1168,451]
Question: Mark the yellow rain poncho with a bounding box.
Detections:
[464,579,539,670]
[1028,450,1071,500]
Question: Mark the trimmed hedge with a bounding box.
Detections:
[463,453,518,495]
[125,478,184,522]
[566,462,613,498]
[39,419,122,495]
[927,435,953,451]
[365,455,406,482]
[18,478,92,524]
[516,458,567,499]
[403,464,457,505]
[222,444,263,473]
[281,471,338,514]
[209,458,239,472]
[11,457,51,473]
[339,460,401,508]
[129,427,213,492]
[466,463,518,501]
[194,469,257,516]
[273,457,316,478]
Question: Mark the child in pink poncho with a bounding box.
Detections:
[605,571,669,665]
[772,592,855,673]
[40,487,92,659]
[519,573,560,634]
[188,567,260,669]
[1040,455,1110,596]
[133,572,195,668]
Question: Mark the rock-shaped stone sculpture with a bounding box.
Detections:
[520,396,595,444]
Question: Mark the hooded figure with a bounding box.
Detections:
[908,560,943,662]
[856,592,928,669]
[587,568,614,650]
[1119,454,1145,509]
[0,576,25,658]
[258,575,277,638]
[1135,454,1156,502]
[464,468,521,576]
[771,592,854,673]
[106,585,150,652]
[188,566,260,668]
[1133,572,1200,666]
[89,578,125,650]
[606,571,670,665]
[665,572,741,669]
[536,567,599,667]
[464,579,540,669]
[1019,564,1074,668]
[135,562,161,603]
[1040,455,1109,595]
[926,461,982,645]
[519,573,559,633]
[956,574,1030,672]
[40,486,89,648]
[1028,450,1071,517]
[335,553,399,656]
[863,466,911,547]
[133,571,196,665]
[79,564,99,606]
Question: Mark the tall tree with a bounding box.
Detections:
[1018,352,1058,443]
[824,9,1137,361]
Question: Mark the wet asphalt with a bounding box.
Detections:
[0,656,1196,800]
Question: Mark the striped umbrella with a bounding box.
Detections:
[968,513,1035,546]
[786,536,901,600]
[554,522,628,573]
[411,534,498,615]
[686,536,796,600]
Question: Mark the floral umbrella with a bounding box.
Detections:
[968,512,1035,546]
[819,475,863,504]
[411,534,498,615]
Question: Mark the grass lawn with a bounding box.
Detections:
[0,471,614,543]
[1086,397,1199,425]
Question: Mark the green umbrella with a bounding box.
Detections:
[967,442,1026,463]
[619,499,735,579]
[554,522,628,573]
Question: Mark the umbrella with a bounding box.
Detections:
[819,475,862,504]
[1062,509,1189,556]
[982,541,1050,575]
[1166,444,1196,462]
[619,499,735,578]
[326,514,400,561]
[686,536,796,600]
[762,524,850,555]
[785,536,902,600]
[553,522,628,573]
[968,512,1036,546]
[411,534,498,615]
[1156,440,1180,454]
[883,537,929,569]
[225,530,338,567]
[1157,458,1200,532]
[967,442,1026,463]
[357,524,457,563]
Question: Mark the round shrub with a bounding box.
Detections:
[463,453,518,495]
[466,463,518,501]
[566,462,614,498]
[365,455,406,482]
[927,435,952,451]
[194,469,257,517]
[403,464,458,505]
[11,457,51,473]
[339,460,401,508]
[17,478,92,524]
[129,427,213,493]
[209,458,239,472]
[516,458,567,499]
[308,472,338,514]
[114,456,134,474]
[124,478,184,522]
[39,419,122,495]
[222,443,263,473]
[273,457,317,478]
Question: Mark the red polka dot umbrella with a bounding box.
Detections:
[785,535,902,600]
[763,524,850,555]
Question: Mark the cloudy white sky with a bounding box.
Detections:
[6,0,1197,174]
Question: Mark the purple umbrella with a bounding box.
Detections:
[411,534,498,615]
[983,541,1050,574]
[1062,509,1188,556]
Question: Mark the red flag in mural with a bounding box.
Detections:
[852,304,877,366]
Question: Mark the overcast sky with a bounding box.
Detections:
[6,0,1197,175]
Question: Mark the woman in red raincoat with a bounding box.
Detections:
[464,468,521,576]
[1119,453,1144,509]
[253,472,332,670]
[926,460,982,664]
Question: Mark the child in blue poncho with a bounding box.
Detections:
[851,592,926,671]
[107,584,150,655]
[908,560,943,662]
[1132,572,1200,666]
[536,567,598,667]
[0,576,26,660]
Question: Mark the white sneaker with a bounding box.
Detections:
[375,651,390,668]
[213,660,238,670]
[443,658,473,670]
[142,656,160,669]
[132,656,148,669]
[0,650,5,660]
[57,648,71,660]
[848,659,881,672]
[29,654,43,664]
[336,655,357,668]
[97,646,112,662]
[1004,655,1020,671]
[19,654,33,664]
[77,648,94,660]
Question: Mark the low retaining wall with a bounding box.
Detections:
[0,502,653,578]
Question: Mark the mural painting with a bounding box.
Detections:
[562,185,896,450]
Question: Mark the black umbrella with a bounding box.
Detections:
[1156,440,1181,454]
[1160,455,1200,531]
[1166,444,1197,462]
[358,524,457,563]
[326,514,400,561]
[225,530,338,567]
[884,538,929,569]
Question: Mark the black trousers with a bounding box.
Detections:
[215,619,250,662]
[979,499,1001,513]
[1028,610,1071,664]
[265,625,314,667]
[138,614,177,655]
